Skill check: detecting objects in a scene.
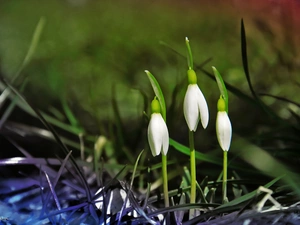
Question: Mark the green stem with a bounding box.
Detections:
[185,37,193,70]
[189,130,196,218]
[162,154,169,207]
[222,151,228,203]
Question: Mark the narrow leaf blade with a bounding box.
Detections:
[145,70,166,121]
[212,66,229,112]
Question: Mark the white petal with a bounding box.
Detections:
[148,113,169,156]
[216,111,232,151]
[195,85,209,129]
[184,84,209,131]
[184,85,199,131]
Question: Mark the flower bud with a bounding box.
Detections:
[148,98,169,156]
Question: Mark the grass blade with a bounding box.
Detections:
[217,175,284,209]
[61,98,83,132]
[41,151,73,217]
[240,19,253,95]
[0,78,94,208]
[118,150,145,225]
[13,17,46,82]
[169,138,221,165]
[232,136,300,196]
[44,171,62,211]
[240,19,281,120]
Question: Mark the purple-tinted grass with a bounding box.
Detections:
[0,79,94,210]
[40,151,72,216]
[0,157,62,166]
[43,171,62,223]
[0,135,97,223]
[5,137,86,194]
[43,171,61,211]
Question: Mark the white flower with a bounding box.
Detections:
[148,113,169,156]
[184,84,209,131]
[216,111,232,151]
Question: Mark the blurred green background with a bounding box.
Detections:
[1,0,300,182]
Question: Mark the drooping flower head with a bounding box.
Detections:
[183,69,209,131]
[216,97,232,151]
[148,97,169,156]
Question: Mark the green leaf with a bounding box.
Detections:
[232,136,300,196]
[217,175,284,209]
[0,78,93,202]
[240,19,282,120]
[145,70,166,121]
[13,17,46,82]
[240,19,253,96]
[130,150,144,188]
[212,66,229,113]
[61,98,83,133]
[169,138,221,165]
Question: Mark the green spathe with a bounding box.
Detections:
[212,66,229,113]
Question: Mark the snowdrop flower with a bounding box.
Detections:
[216,97,232,151]
[148,98,169,156]
[183,69,209,131]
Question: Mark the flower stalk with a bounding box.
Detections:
[147,96,169,208]
[184,38,209,219]
[223,150,228,203]
[216,99,231,203]
[162,153,169,207]
[213,67,232,203]
[189,130,196,218]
